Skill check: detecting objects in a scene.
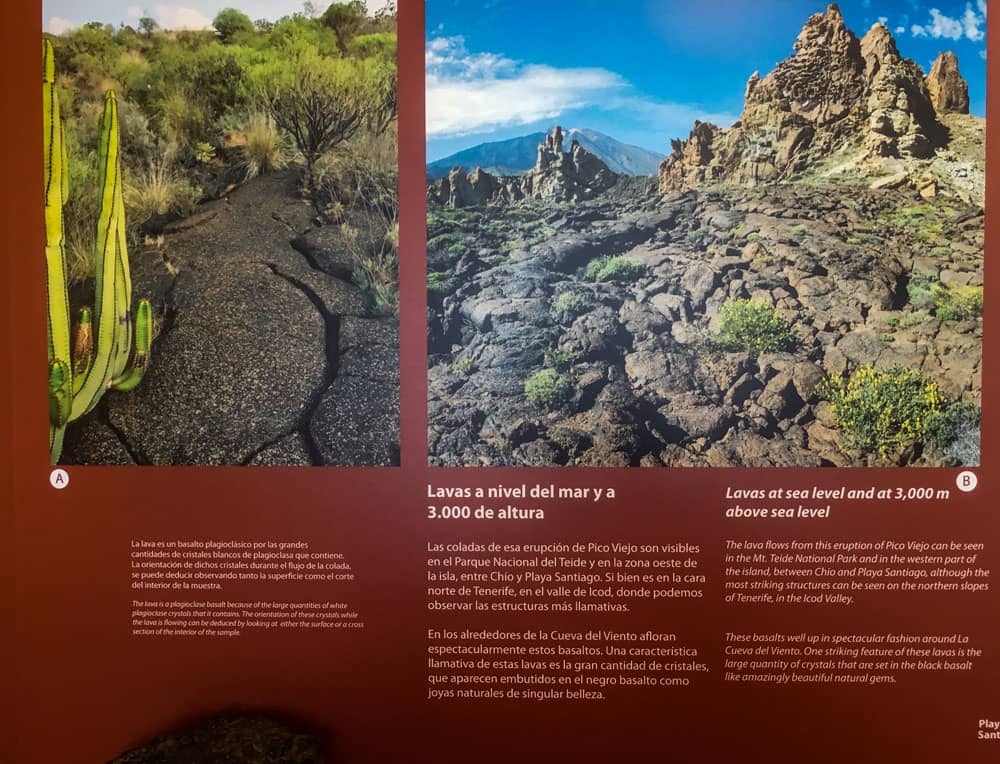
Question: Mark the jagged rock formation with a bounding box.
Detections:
[428,127,616,207]
[659,5,956,192]
[62,170,400,466]
[926,51,970,115]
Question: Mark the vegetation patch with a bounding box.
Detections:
[525,368,573,409]
[820,365,945,459]
[926,401,981,466]
[543,345,575,371]
[934,285,983,321]
[907,273,983,320]
[884,204,945,242]
[427,271,449,294]
[552,291,583,316]
[583,256,645,283]
[710,299,798,356]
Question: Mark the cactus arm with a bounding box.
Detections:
[72,307,94,390]
[111,300,152,392]
[44,41,72,463]
[69,91,124,419]
[43,41,71,377]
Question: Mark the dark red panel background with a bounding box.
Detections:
[7,1,999,762]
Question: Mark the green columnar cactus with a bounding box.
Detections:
[44,40,152,464]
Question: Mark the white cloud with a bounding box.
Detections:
[425,36,737,139]
[911,4,985,41]
[981,49,988,59]
[878,16,889,25]
[46,17,78,34]
[155,5,213,30]
[426,36,622,136]
[895,26,907,33]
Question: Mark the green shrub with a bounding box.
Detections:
[553,291,583,316]
[525,368,572,409]
[453,357,477,375]
[543,345,574,371]
[213,8,255,43]
[584,256,645,283]
[934,285,983,321]
[160,90,213,148]
[820,365,946,458]
[885,204,944,242]
[427,271,449,293]
[427,233,464,250]
[711,299,797,356]
[906,272,940,308]
[907,274,983,320]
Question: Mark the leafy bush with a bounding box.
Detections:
[820,365,945,458]
[252,46,391,186]
[711,299,797,356]
[906,272,940,308]
[525,369,573,409]
[213,9,255,43]
[553,291,583,316]
[241,112,286,178]
[349,33,397,60]
[322,1,367,53]
[935,285,983,321]
[886,204,944,242]
[907,273,983,320]
[584,256,645,283]
[160,91,213,148]
[543,345,574,371]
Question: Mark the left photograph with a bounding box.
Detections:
[43,2,400,466]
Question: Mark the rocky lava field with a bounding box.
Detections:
[427,5,984,468]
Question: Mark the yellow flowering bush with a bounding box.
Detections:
[820,365,945,458]
[711,299,798,357]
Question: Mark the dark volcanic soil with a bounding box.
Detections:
[426,182,982,467]
[63,169,400,466]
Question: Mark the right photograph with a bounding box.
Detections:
[425,1,985,468]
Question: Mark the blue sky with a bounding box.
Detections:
[426,0,988,161]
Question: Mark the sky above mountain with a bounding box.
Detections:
[427,0,988,161]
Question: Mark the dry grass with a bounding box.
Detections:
[124,155,202,228]
[241,112,287,179]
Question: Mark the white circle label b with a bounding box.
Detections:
[956,471,978,493]
[49,469,69,490]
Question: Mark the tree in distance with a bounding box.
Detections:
[213,8,254,43]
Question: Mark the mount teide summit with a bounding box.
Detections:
[659,3,979,195]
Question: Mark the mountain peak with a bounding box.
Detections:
[926,51,970,115]
[427,128,664,180]
[660,7,964,193]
